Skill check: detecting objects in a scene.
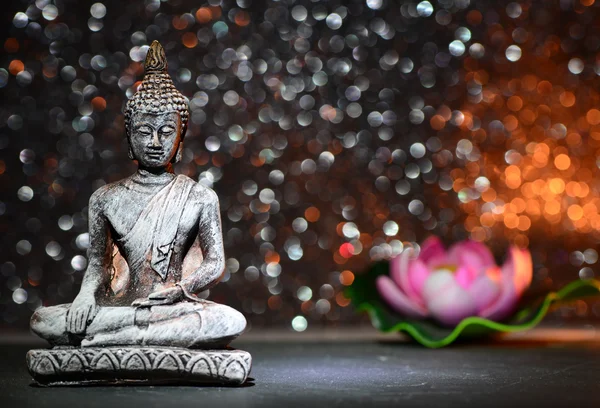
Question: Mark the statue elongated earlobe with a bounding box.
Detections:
[126,128,135,160]
[174,142,183,163]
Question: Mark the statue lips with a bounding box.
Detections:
[145,150,164,160]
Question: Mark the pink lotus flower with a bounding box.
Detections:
[376,237,533,326]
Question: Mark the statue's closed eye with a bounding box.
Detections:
[138,125,152,134]
[160,125,175,134]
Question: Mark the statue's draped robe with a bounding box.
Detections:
[108,175,196,302]
[30,174,246,348]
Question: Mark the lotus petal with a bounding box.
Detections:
[478,279,517,321]
[390,250,422,306]
[419,236,447,267]
[448,240,496,273]
[503,246,533,296]
[408,259,430,298]
[454,265,477,289]
[376,275,428,318]
[422,270,455,304]
[425,276,477,326]
[468,269,502,313]
[479,248,532,321]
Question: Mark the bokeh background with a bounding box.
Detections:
[2,0,600,333]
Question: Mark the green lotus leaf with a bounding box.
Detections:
[345,261,600,348]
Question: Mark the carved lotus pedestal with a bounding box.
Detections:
[27,347,252,386]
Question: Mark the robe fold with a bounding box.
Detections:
[117,175,195,281]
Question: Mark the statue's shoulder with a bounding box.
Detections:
[178,175,218,205]
[88,179,127,209]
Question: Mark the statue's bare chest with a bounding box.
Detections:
[102,184,200,242]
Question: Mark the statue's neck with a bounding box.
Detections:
[131,166,176,187]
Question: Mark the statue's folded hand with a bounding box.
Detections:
[66,295,98,335]
[131,286,184,307]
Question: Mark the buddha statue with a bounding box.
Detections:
[26,41,251,385]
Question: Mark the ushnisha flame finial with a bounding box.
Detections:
[124,40,189,138]
[144,40,168,73]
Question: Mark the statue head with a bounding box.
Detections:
[124,41,189,169]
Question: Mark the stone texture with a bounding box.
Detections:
[27,40,252,387]
[27,347,252,386]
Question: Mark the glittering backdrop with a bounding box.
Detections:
[1,0,600,331]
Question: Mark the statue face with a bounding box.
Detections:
[129,111,182,168]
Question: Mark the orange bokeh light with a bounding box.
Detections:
[182,32,198,48]
[235,10,250,26]
[91,96,106,112]
[567,204,584,221]
[504,213,519,229]
[172,15,189,30]
[8,60,24,75]
[548,178,565,194]
[554,154,571,170]
[505,165,522,189]
[305,207,320,222]
[339,270,355,286]
[336,292,351,307]
[559,91,576,107]
[4,38,19,53]
[586,109,600,125]
[195,7,212,23]
[544,200,561,215]
[507,96,523,111]
[430,115,446,130]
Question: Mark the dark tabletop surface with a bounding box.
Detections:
[1,328,600,408]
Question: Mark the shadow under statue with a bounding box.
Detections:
[26,41,251,386]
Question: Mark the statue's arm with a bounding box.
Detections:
[78,188,112,298]
[179,189,226,295]
[66,187,111,333]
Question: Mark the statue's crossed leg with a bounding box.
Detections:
[31,301,246,349]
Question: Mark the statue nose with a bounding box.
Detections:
[149,131,162,148]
